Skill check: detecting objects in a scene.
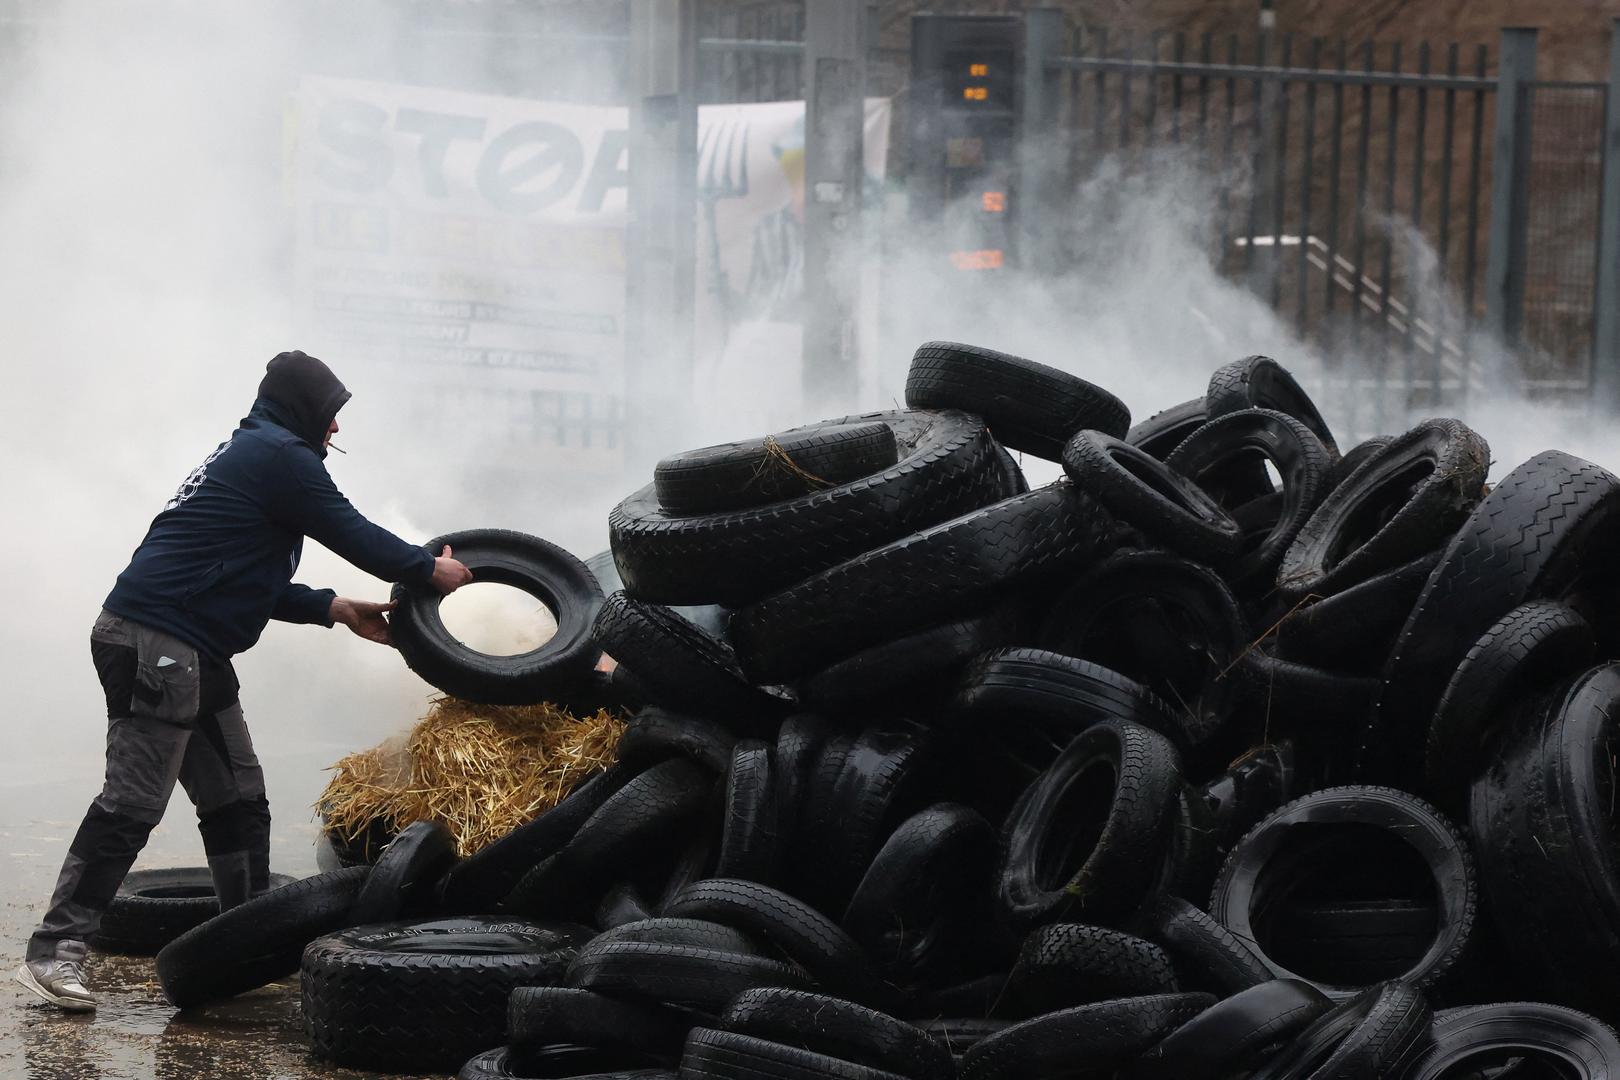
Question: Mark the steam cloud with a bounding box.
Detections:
[0,1,1587,805]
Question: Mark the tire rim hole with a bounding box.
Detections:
[436,582,559,657]
[1109,445,1216,518]
[1034,760,1116,893]
[1251,822,1439,985]
[1323,459,1436,572]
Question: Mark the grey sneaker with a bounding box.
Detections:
[15,953,95,1011]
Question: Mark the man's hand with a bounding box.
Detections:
[330,597,397,646]
[432,544,474,595]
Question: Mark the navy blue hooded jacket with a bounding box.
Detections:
[104,351,435,661]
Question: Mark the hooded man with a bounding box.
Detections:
[15,350,472,1010]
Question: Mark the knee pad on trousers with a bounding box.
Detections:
[197,795,271,860]
[66,801,157,910]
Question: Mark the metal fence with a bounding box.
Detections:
[1523,81,1606,389]
[1031,26,1507,428]
[1026,19,1620,425]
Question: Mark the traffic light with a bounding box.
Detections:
[907,15,1022,272]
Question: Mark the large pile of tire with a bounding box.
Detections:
[130,342,1620,1077]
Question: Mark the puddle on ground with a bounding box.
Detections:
[0,761,450,1079]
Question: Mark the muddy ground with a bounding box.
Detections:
[0,745,444,1080]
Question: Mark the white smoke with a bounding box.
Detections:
[0,1,1592,805]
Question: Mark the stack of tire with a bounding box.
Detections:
[125,341,1620,1078]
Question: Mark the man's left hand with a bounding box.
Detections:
[330,597,397,646]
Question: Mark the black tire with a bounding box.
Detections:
[664,879,885,1006]
[155,866,369,1007]
[439,764,629,914]
[1273,901,1442,987]
[564,759,712,869]
[1324,435,1392,494]
[566,941,811,1014]
[1400,1002,1620,1079]
[795,608,1024,710]
[1270,548,1443,670]
[1246,980,1432,1080]
[596,883,655,930]
[772,714,828,863]
[917,1018,1009,1058]
[595,593,786,728]
[1165,408,1334,587]
[959,993,1215,1080]
[999,719,1184,928]
[1198,743,1299,855]
[994,442,1029,494]
[508,986,691,1057]
[1038,552,1253,750]
[1126,397,1207,460]
[593,917,760,955]
[723,988,956,1080]
[587,549,729,642]
[1425,599,1596,799]
[389,528,603,705]
[1155,784,1223,905]
[1210,785,1476,1001]
[91,869,296,956]
[954,646,1195,760]
[715,740,779,885]
[904,340,1130,460]
[320,814,397,870]
[1004,923,1179,1015]
[301,917,588,1072]
[841,803,996,983]
[797,729,944,913]
[729,483,1115,684]
[610,410,1007,607]
[1365,450,1620,784]
[348,819,459,925]
[460,1045,676,1080]
[1135,978,1333,1080]
[681,1027,912,1080]
[504,759,711,918]
[617,708,738,776]
[654,807,725,914]
[1128,893,1273,997]
[1278,418,1489,600]
[787,735,855,902]
[1241,653,1381,766]
[655,422,900,516]
[1203,355,1340,456]
[1468,665,1620,1019]
[912,974,1013,1021]
[1061,430,1243,559]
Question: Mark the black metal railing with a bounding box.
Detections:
[1038,29,1507,431]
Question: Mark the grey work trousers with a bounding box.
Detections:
[27,611,271,962]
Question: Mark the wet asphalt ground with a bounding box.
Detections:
[0,746,444,1080]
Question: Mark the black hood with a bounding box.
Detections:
[255,350,350,458]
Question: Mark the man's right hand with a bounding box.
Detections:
[431,544,474,595]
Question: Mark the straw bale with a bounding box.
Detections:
[318,696,625,857]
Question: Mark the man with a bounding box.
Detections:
[15,350,472,1010]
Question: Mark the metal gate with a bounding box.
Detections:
[1021,14,1620,431]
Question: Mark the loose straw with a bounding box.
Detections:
[317,696,626,857]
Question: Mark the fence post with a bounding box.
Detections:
[1019,7,1065,274]
[627,0,698,464]
[1483,26,1537,352]
[1594,19,1620,408]
[802,0,867,414]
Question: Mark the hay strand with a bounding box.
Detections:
[317,696,625,857]
[758,435,833,490]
